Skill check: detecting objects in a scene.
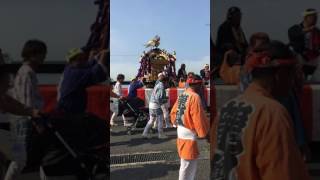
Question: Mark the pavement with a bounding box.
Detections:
[110,116,320,180]
[110,124,210,180]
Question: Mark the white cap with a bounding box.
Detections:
[303,9,318,17]
[158,72,164,77]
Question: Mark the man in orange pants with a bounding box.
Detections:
[170,75,210,180]
[210,41,310,180]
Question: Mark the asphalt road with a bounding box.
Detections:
[110,117,320,180]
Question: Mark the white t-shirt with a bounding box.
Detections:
[113,81,122,96]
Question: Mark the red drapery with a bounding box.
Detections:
[39,85,109,121]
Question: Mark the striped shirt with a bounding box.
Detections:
[11,62,43,109]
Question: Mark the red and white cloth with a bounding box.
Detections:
[121,88,211,108]
[38,85,209,120]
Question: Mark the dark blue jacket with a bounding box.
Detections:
[127,81,143,98]
[57,59,107,113]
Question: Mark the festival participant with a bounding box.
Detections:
[185,73,207,110]
[110,74,130,126]
[210,41,310,180]
[220,32,270,86]
[0,67,43,180]
[5,40,47,180]
[177,64,187,81]
[200,64,210,84]
[178,77,186,88]
[127,77,144,99]
[219,49,242,85]
[57,48,108,114]
[216,7,248,68]
[152,73,172,129]
[0,67,41,118]
[241,34,308,156]
[289,8,320,79]
[142,73,168,139]
[198,77,208,110]
[239,32,270,91]
[170,74,209,180]
[184,72,195,88]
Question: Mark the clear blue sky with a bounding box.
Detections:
[110,0,210,80]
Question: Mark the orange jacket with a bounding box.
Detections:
[178,81,186,88]
[210,82,310,180]
[219,51,241,85]
[170,88,209,160]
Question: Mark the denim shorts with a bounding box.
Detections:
[149,108,163,117]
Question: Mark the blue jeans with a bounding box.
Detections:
[143,108,164,136]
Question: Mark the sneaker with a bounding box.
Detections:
[158,134,168,139]
[110,122,118,126]
[142,134,151,139]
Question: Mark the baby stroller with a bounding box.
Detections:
[1,113,108,180]
[119,97,149,135]
[40,113,108,179]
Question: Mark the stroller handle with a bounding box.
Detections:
[31,113,93,177]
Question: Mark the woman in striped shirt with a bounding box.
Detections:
[5,40,47,180]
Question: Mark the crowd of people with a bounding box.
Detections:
[110,70,210,180]
[0,40,108,179]
[110,61,211,122]
[209,7,319,180]
[214,7,320,84]
[177,63,211,87]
